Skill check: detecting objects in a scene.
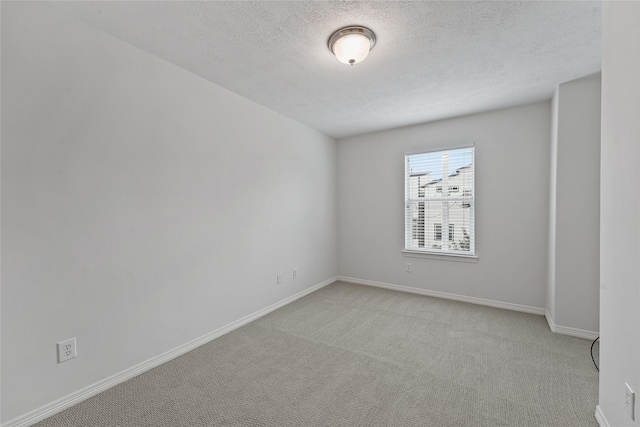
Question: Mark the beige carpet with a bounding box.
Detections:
[35,281,598,426]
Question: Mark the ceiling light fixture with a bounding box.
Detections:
[328,26,376,65]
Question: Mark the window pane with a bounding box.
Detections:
[447,202,472,252]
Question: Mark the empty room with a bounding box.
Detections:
[1,1,639,427]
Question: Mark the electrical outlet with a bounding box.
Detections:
[626,383,635,420]
[57,338,77,363]
[276,274,282,284]
[293,268,298,279]
[406,263,412,273]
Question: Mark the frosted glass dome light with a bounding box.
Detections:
[328,26,376,65]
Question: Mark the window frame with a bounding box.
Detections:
[403,145,477,261]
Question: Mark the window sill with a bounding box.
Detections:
[402,250,479,263]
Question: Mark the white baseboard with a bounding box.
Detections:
[2,277,337,427]
[545,310,599,340]
[595,405,610,427]
[337,276,545,315]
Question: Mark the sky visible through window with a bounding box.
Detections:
[409,147,473,180]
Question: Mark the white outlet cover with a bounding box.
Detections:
[57,337,77,363]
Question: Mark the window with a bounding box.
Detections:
[405,146,475,256]
[434,223,442,241]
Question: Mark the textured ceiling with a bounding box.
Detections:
[45,1,601,139]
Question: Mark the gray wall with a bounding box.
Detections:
[547,73,601,334]
[1,3,338,422]
[598,2,640,425]
[547,90,559,321]
[338,102,551,310]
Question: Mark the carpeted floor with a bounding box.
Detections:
[35,281,599,426]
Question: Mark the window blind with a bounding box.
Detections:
[405,146,475,255]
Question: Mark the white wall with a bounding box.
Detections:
[338,102,550,309]
[1,2,337,423]
[598,2,640,426]
[548,73,601,335]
